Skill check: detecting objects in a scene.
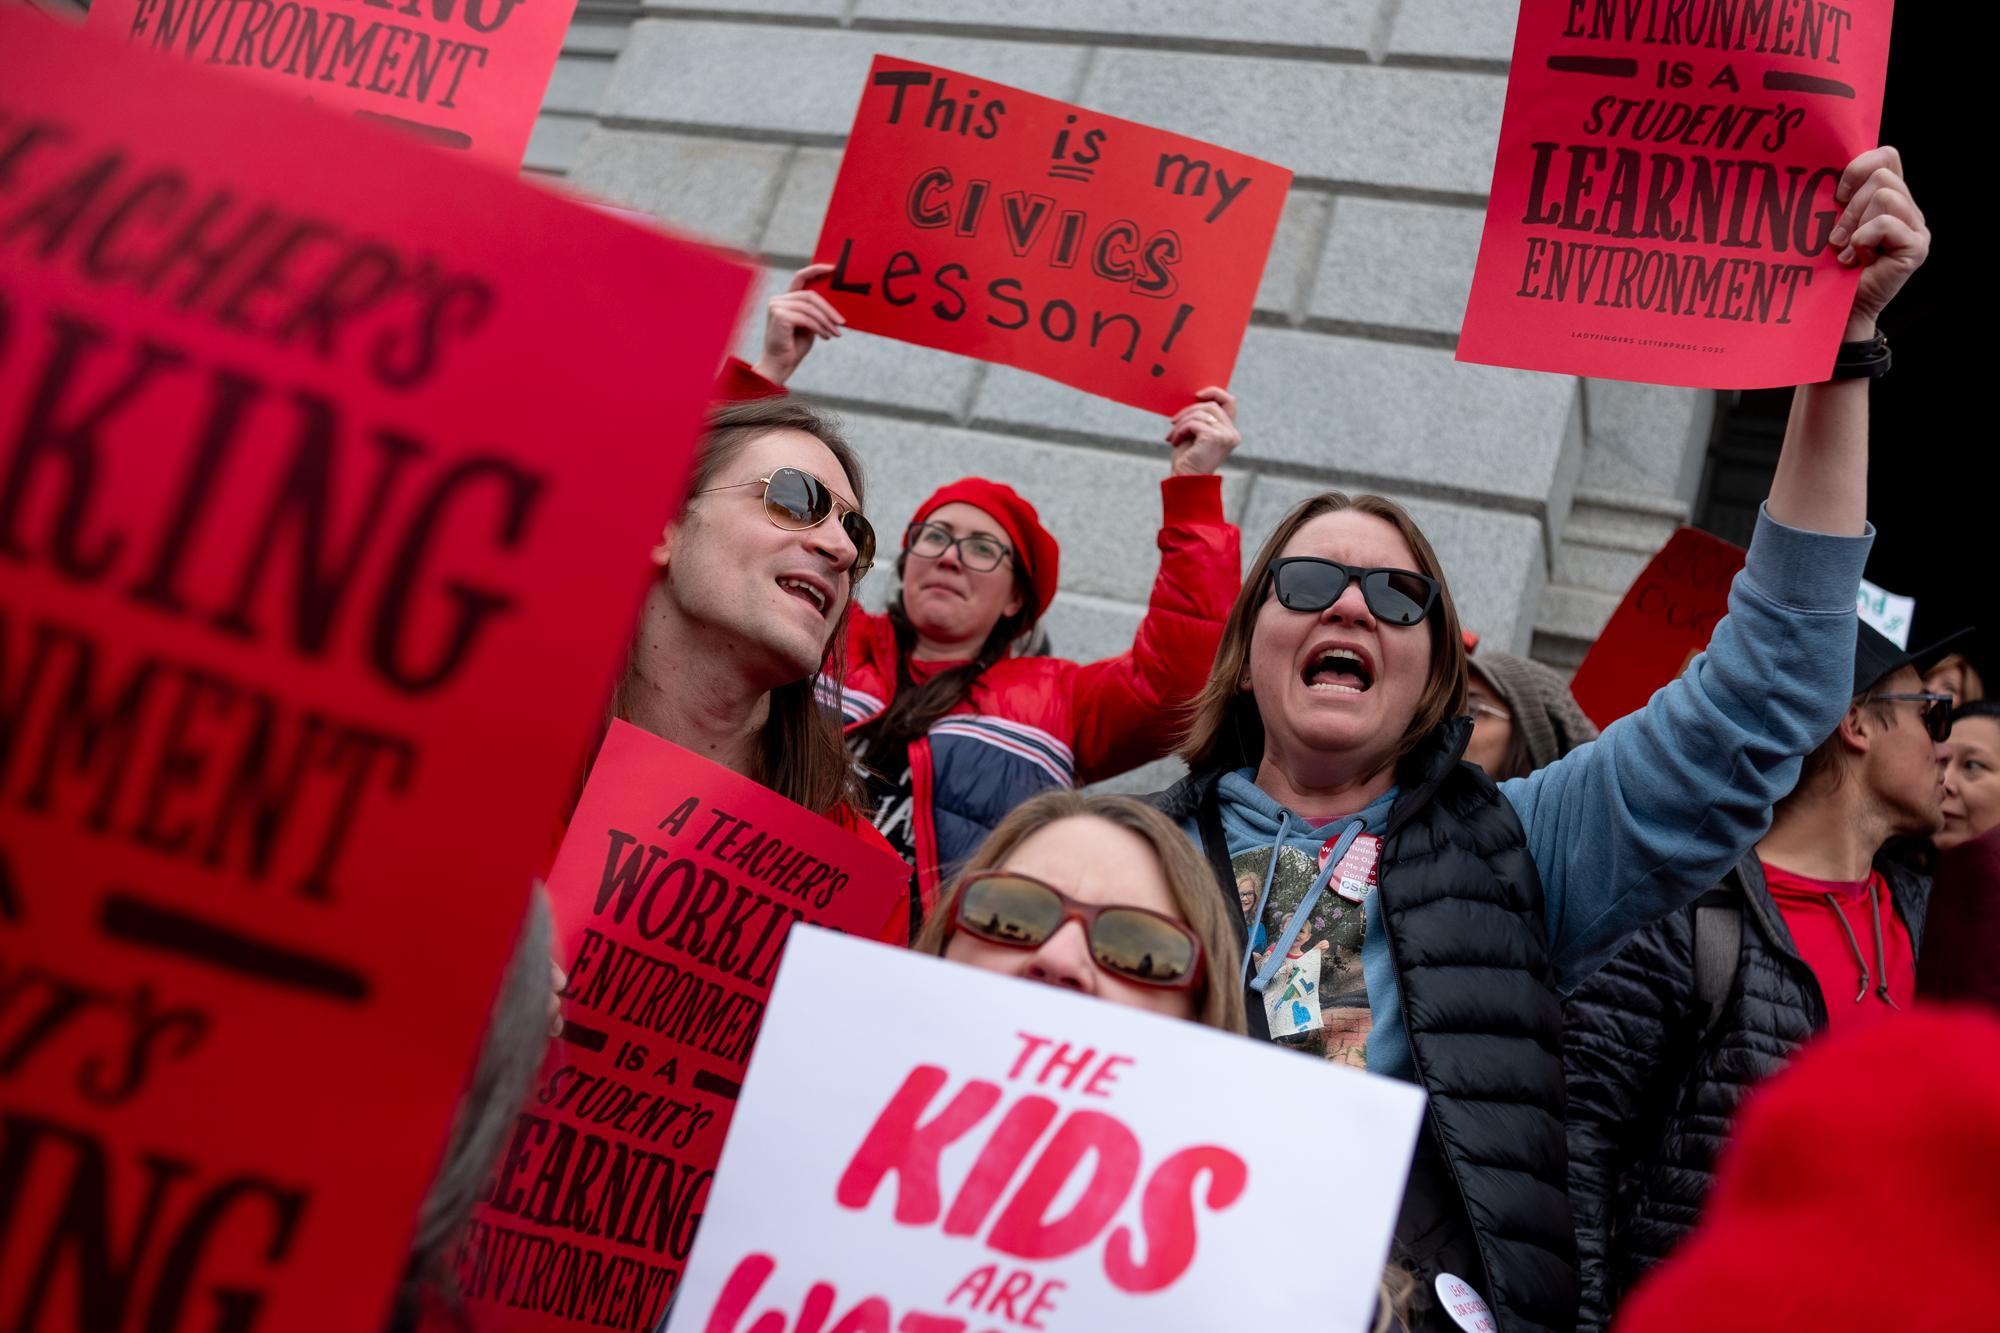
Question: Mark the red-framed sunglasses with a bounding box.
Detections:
[947,872,1206,990]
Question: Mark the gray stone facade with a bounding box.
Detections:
[530,0,1715,694]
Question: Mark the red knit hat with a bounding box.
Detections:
[1616,1006,2000,1332]
[910,478,1061,621]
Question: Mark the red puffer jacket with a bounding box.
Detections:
[832,474,1239,908]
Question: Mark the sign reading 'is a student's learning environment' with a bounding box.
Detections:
[1458,0,1894,388]
[0,8,753,1327]
[89,0,582,168]
[814,56,1292,414]
[670,929,1428,1333]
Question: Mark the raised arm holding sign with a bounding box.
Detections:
[1458,0,1896,387]
[0,10,752,1326]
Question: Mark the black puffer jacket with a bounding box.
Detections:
[1561,851,1929,1332]
[1154,718,1577,1333]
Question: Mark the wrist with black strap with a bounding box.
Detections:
[1829,329,1891,380]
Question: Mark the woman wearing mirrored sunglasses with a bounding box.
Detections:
[608,396,907,901]
[913,790,1244,1031]
[911,792,1415,1331]
[1143,142,1928,1333]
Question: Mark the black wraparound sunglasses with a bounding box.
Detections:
[1267,557,1439,627]
[696,466,874,581]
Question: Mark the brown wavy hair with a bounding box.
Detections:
[1178,492,1467,777]
[613,396,867,818]
[912,791,1247,1035]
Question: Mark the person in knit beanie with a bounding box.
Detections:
[736,267,1248,927]
[1463,649,1599,780]
[1615,1006,2000,1333]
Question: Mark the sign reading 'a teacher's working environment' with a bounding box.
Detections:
[456,723,911,1332]
[88,0,581,168]
[1459,0,1893,388]
[815,56,1292,415]
[0,8,753,1327]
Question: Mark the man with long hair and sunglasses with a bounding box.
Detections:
[1561,621,1960,1333]
[611,396,906,891]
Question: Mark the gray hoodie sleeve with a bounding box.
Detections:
[1500,504,1873,991]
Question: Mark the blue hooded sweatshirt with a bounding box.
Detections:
[1203,505,1872,1079]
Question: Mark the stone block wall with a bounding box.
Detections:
[528,0,1717,726]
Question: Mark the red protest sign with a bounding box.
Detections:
[87,0,580,169]
[0,11,752,1328]
[1457,0,1894,388]
[454,721,911,1331]
[1570,527,1747,727]
[813,56,1291,414]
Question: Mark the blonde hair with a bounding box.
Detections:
[913,791,1247,1035]
[1926,652,1986,706]
[1179,492,1467,776]
[916,792,1412,1330]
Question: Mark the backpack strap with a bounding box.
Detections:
[1692,885,1743,1034]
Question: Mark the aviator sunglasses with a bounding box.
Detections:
[948,872,1206,990]
[1865,691,1954,743]
[1267,557,1440,627]
[696,466,875,581]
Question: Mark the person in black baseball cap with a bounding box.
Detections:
[1561,619,1963,1330]
[1852,620,1974,700]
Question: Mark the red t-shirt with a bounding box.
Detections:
[1763,864,1914,1032]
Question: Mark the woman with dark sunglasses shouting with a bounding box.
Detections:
[1147,146,1929,1333]
[609,396,907,900]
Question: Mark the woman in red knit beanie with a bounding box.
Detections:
[738,264,1244,929]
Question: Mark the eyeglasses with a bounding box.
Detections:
[1466,697,1510,723]
[1267,557,1439,627]
[904,521,1013,573]
[1865,692,1954,743]
[948,872,1205,990]
[696,467,874,581]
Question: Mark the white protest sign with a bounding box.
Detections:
[1857,578,1915,649]
[669,927,1427,1333]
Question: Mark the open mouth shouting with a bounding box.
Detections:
[1302,642,1375,694]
